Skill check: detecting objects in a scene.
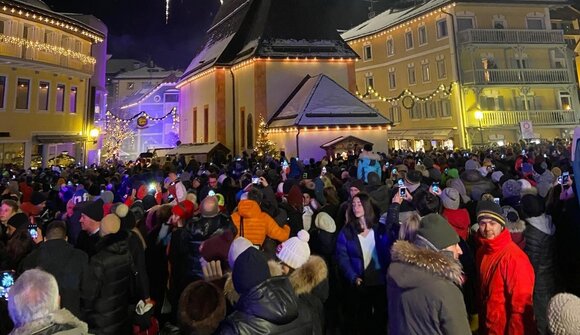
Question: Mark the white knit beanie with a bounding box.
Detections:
[548,293,580,335]
[228,237,253,270]
[276,230,310,269]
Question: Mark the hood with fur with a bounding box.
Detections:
[390,240,463,286]
[506,219,526,233]
[9,308,88,335]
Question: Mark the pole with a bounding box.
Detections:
[479,120,484,146]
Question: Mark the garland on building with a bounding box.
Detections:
[0,34,96,64]
[105,107,179,129]
[254,116,277,157]
[356,82,456,103]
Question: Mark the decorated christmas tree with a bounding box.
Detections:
[102,116,135,162]
[254,116,277,157]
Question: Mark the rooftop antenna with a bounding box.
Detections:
[363,0,379,19]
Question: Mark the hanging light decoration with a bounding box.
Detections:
[165,0,170,24]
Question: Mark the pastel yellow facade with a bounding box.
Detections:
[0,1,105,168]
[344,1,579,149]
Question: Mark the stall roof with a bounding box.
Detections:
[166,142,230,155]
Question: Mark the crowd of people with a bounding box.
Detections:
[0,140,579,335]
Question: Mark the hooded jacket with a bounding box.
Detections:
[357,151,382,183]
[476,228,537,335]
[231,200,290,246]
[460,170,496,198]
[8,308,89,335]
[387,240,470,335]
[217,276,313,334]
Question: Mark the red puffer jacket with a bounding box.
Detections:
[476,228,537,335]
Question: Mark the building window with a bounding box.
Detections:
[437,19,448,38]
[44,30,54,44]
[408,66,416,85]
[411,103,422,119]
[386,38,394,56]
[127,82,134,90]
[56,84,65,112]
[426,101,437,118]
[437,60,447,79]
[192,107,198,142]
[527,18,544,29]
[457,17,474,31]
[389,106,401,123]
[559,92,571,110]
[405,31,414,49]
[0,21,5,34]
[363,45,372,60]
[388,71,396,89]
[204,105,209,142]
[164,93,179,102]
[0,76,5,109]
[439,99,451,117]
[16,78,30,110]
[365,76,374,92]
[74,40,81,53]
[247,114,254,148]
[422,63,430,82]
[418,26,427,45]
[69,87,77,113]
[38,81,49,111]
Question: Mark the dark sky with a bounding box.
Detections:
[42,0,391,70]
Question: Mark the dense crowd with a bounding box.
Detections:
[0,140,579,335]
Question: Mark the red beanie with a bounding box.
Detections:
[287,185,303,210]
[172,200,195,221]
[137,185,148,200]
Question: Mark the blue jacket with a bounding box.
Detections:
[335,221,390,285]
[357,154,382,182]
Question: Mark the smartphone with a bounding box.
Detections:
[252,177,260,185]
[397,178,405,188]
[385,162,390,168]
[522,150,526,155]
[303,173,308,179]
[321,167,327,175]
[432,182,440,193]
[543,153,548,158]
[0,270,15,299]
[444,168,449,175]
[208,190,216,197]
[28,223,38,240]
[399,187,407,197]
[493,198,500,205]
[501,154,505,159]
[562,172,570,184]
[392,168,397,175]
[149,183,156,191]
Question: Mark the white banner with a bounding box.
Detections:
[520,120,534,140]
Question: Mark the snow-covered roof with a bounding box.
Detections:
[15,0,50,10]
[269,74,391,128]
[166,142,230,155]
[341,0,451,41]
[114,66,182,80]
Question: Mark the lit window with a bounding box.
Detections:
[422,63,430,82]
[38,81,49,111]
[437,19,448,38]
[16,79,30,110]
[69,87,77,113]
[56,84,65,112]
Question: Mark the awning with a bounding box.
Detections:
[35,135,86,144]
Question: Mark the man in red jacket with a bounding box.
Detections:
[476,200,537,335]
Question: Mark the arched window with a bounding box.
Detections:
[247,114,254,149]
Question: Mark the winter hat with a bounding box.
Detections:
[405,170,422,184]
[551,167,562,178]
[465,160,480,171]
[282,180,299,195]
[142,195,157,211]
[286,185,303,210]
[547,293,580,335]
[130,202,146,223]
[448,178,470,203]
[521,194,544,218]
[99,191,114,204]
[7,213,29,231]
[423,156,434,168]
[502,179,522,198]
[518,179,533,192]
[30,192,47,205]
[113,203,129,219]
[417,213,459,250]
[72,189,89,204]
[228,237,253,269]
[200,230,235,264]
[491,171,504,183]
[501,206,520,224]
[232,247,270,295]
[415,164,430,178]
[314,212,336,233]
[178,280,226,335]
[136,185,148,200]
[367,172,381,187]
[478,166,490,177]
[276,230,311,269]
[100,213,121,236]
[80,199,104,222]
[200,196,219,218]
[350,179,365,192]
[172,200,195,221]
[440,187,461,210]
[476,200,506,226]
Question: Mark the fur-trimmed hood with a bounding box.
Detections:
[9,308,89,335]
[506,219,526,233]
[390,240,463,286]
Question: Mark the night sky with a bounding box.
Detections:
[41,0,391,70]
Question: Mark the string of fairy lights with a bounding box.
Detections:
[0,34,96,65]
[105,107,179,130]
[356,82,456,103]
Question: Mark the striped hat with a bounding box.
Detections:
[476,200,506,226]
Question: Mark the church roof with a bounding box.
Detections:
[268,74,391,128]
[181,0,358,81]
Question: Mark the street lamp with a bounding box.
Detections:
[89,128,100,144]
[474,111,484,146]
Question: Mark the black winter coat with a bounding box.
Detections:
[20,239,90,319]
[84,230,134,335]
[217,276,313,335]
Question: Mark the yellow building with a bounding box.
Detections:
[342,0,579,150]
[0,0,106,168]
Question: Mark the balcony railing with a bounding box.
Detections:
[458,29,565,45]
[463,69,573,84]
[467,110,577,127]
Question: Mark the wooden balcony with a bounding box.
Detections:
[466,110,577,128]
[463,68,573,85]
[458,29,565,45]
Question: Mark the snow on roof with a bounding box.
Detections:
[341,0,451,41]
[269,74,391,128]
[114,66,182,80]
[258,38,357,58]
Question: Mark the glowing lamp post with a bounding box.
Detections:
[474,111,484,146]
[89,128,100,144]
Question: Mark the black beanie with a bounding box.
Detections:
[521,194,544,218]
[417,213,459,250]
[476,200,506,226]
[232,247,270,295]
[7,213,29,231]
[30,192,47,206]
[141,195,157,211]
[80,199,104,222]
[406,170,422,184]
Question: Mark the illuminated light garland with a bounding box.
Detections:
[268,124,389,133]
[165,0,170,24]
[120,82,179,109]
[106,107,179,129]
[355,82,456,103]
[0,2,104,43]
[0,34,96,64]
[345,3,456,45]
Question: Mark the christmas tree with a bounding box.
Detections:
[254,116,277,157]
[102,115,135,162]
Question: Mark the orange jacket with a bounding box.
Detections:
[231,199,290,246]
